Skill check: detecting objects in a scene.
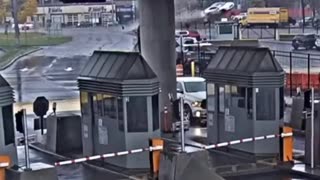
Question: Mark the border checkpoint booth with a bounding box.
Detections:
[203,46,285,155]
[78,51,160,168]
[0,75,17,164]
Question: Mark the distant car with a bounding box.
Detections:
[315,36,320,50]
[292,34,316,50]
[203,2,235,16]
[188,30,201,41]
[231,13,247,21]
[175,30,189,38]
[298,17,314,27]
[177,77,207,126]
[12,23,33,30]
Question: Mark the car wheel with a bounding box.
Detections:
[316,46,320,51]
[292,43,299,50]
[183,105,193,124]
[306,45,313,50]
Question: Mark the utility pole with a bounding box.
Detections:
[11,0,20,46]
[301,0,306,33]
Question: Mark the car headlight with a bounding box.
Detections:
[192,101,201,107]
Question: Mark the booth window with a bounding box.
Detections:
[219,86,225,113]
[152,95,159,131]
[103,95,116,119]
[2,105,14,145]
[280,87,284,119]
[256,88,275,120]
[207,83,215,112]
[247,88,253,119]
[117,97,124,131]
[219,24,233,34]
[231,86,246,108]
[127,97,148,132]
[80,92,90,116]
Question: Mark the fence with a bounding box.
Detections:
[272,50,320,96]
[181,49,320,96]
[177,21,320,40]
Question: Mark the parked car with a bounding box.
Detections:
[315,36,320,50]
[203,2,235,16]
[292,34,316,50]
[188,30,201,41]
[175,30,189,38]
[177,77,207,126]
[298,17,314,27]
[12,23,34,30]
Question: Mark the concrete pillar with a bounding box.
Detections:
[139,0,176,117]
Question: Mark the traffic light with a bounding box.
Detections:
[15,110,24,134]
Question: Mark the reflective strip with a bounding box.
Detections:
[131,149,143,153]
[152,146,163,151]
[103,153,116,158]
[88,155,101,161]
[229,140,241,145]
[117,151,129,156]
[74,158,87,163]
[242,138,253,142]
[205,144,216,149]
[254,136,265,141]
[217,142,229,147]
[58,160,73,166]
[0,162,9,167]
[282,132,293,137]
[266,135,276,139]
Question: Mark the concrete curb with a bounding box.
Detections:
[259,39,292,45]
[0,47,42,71]
[28,144,140,180]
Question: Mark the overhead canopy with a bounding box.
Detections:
[0,75,14,106]
[203,46,285,87]
[78,51,159,96]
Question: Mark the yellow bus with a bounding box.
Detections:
[240,7,289,27]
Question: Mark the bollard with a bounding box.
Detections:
[0,156,10,180]
[280,126,293,162]
[149,138,164,177]
[191,61,195,77]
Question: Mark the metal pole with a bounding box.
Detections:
[23,109,31,170]
[308,54,311,88]
[198,41,201,75]
[180,97,185,152]
[290,52,293,97]
[112,0,115,23]
[209,21,212,40]
[301,0,305,33]
[311,87,315,168]
[180,36,184,65]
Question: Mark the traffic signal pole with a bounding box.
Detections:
[22,109,31,171]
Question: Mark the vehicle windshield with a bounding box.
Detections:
[184,81,206,92]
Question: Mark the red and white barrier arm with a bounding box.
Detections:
[202,132,293,150]
[54,146,163,166]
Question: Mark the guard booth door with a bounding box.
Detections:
[91,94,124,155]
[217,85,252,144]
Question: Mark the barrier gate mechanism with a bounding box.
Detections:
[54,132,293,167]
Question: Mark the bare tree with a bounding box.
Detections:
[11,0,20,45]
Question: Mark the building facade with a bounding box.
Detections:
[36,3,115,26]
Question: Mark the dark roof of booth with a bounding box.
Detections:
[203,46,285,87]
[79,51,156,80]
[0,75,10,87]
[78,51,159,96]
[0,74,14,106]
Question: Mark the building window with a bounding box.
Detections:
[2,105,14,145]
[256,88,275,120]
[152,95,159,131]
[127,97,148,132]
